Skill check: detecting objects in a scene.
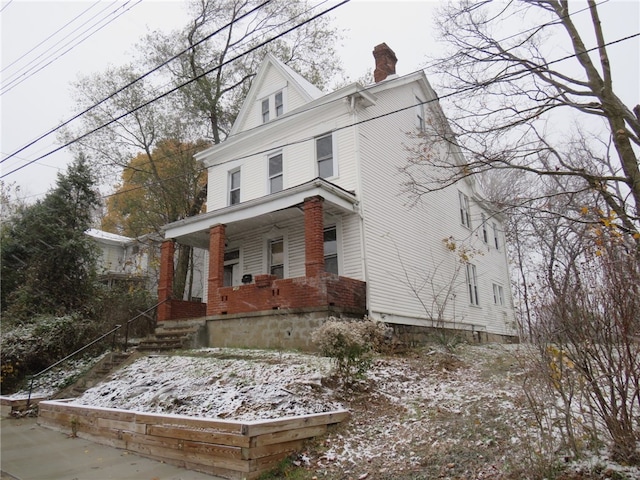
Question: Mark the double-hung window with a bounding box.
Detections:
[324,226,338,274]
[223,249,240,287]
[229,169,241,205]
[466,263,479,305]
[481,213,488,243]
[275,91,283,117]
[269,238,284,279]
[261,90,284,124]
[493,222,500,250]
[268,153,283,193]
[316,134,334,179]
[493,283,505,306]
[459,192,471,229]
[415,96,425,132]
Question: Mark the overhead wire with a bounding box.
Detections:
[1,1,142,95]
[0,0,605,168]
[0,0,275,165]
[0,0,352,178]
[0,0,102,75]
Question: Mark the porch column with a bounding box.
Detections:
[304,195,325,277]
[157,239,175,322]
[207,224,226,316]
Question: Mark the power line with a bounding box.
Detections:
[1,0,102,75]
[1,1,142,95]
[0,0,274,166]
[0,0,606,168]
[0,0,351,178]
[0,0,13,13]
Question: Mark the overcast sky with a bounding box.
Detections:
[1,0,638,202]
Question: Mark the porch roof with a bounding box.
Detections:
[163,178,358,249]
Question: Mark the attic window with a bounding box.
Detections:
[261,90,285,124]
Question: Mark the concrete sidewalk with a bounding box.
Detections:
[1,417,223,480]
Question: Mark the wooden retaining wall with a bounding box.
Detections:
[38,400,348,479]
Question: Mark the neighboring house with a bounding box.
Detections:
[86,229,160,292]
[158,44,517,344]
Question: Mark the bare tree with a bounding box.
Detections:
[406,0,639,244]
[137,0,344,144]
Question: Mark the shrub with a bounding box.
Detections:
[0,314,106,394]
[312,318,389,384]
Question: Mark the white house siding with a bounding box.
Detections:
[206,102,358,211]
[357,79,516,337]
[99,244,124,272]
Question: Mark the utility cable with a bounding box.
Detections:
[1,1,140,94]
[0,0,274,165]
[1,0,102,75]
[0,0,351,178]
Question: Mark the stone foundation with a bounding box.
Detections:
[206,307,363,351]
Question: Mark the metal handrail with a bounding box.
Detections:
[25,298,166,408]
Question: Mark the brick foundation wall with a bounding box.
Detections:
[208,274,366,316]
[168,299,207,319]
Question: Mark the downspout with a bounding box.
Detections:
[350,94,372,317]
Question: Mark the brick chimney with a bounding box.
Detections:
[373,43,397,82]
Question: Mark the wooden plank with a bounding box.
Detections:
[125,440,251,472]
[40,401,137,422]
[147,424,250,447]
[135,412,245,434]
[247,449,291,472]
[183,460,250,480]
[243,410,349,436]
[242,439,303,460]
[123,431,243,460]
[97,418,146,434]
[251,424,327,447]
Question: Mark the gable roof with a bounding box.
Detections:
[229,53,324,136]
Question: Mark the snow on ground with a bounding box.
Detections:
[72,349,343,420]
[39,344,640,478]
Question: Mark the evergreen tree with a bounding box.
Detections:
[1,154,100,319]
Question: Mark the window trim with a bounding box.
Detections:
[263,230,288,279]
[459,191,471,229]
[492,283,505,306]
[223,248,241,287]
[466,263,479,306]
[492,222,500,250]
[268,151,283,194]
[316,132,337,179]
[268,237,284,278]
[228,168,241,206]
[275,91,284,117]
[481,213,488,243]
[415,95,425,132]
[323,225,339,275]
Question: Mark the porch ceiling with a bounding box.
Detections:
[163,178,358,249]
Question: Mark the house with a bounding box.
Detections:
[86,229,161,292]
[158,44,518,347]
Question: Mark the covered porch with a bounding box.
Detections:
[157,179,367,322]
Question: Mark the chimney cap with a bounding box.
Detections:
[373,43,397,83]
